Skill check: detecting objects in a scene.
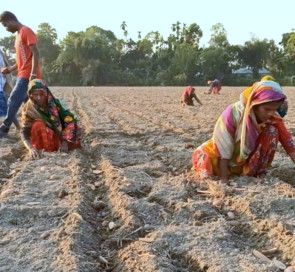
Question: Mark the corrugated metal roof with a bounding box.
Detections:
[233,67,270,74]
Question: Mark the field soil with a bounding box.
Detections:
[1,86,295,272]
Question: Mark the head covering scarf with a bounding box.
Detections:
[213,80,286,165]
[181,86,195,103]
[261,75,275,81]
[182,86,195,97]
[22,79,80,144]
[260,76,288,118]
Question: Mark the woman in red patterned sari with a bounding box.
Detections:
[21,79,82,159]
[181,86,202,106]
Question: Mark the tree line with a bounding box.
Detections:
[1,22,295,86]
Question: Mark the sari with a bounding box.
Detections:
[21,79,81,152]
[192,80,295,179]
[206,79,221,94]
[181,86,200,106]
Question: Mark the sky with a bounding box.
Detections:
[0,0,294,47]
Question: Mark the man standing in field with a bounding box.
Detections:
[0,11,41,137]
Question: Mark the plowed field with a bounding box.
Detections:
[1,86,295,272]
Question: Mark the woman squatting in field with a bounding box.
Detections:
[181,86,202,107]
[205,79,222,94]
[21,79,82,159]
[192,78,295,183]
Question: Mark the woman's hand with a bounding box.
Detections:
[1,67,11,74]
[59,140,69,153]
[29,148,40,160]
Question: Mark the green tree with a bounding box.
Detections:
[238,38,272,79]
[286,32,295,59]
[276,31,295,84]
[0,35,15,62]
[195,46,232,84]
[36,23,60,83]
[184,23,203,46]
[36,23,59,62]
[55,26,120,85]
[155,22,202,85]
[119,32,156,85]
[209,23,229,48]
[120,21,128,39]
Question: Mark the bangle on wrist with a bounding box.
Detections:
[30,73,37,77]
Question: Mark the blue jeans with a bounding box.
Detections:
[0,77,29,132]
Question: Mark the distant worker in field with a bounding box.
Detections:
[181,86,202,107]
[0,49,20,130]
[21,79,82,159]
[0,11,41,138]
[192,79,295,184]
[205,79,222,94]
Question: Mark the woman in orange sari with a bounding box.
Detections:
[192,79,295,183]
[21,79,82,159]
[181,86,202,106]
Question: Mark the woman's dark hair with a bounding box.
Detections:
[0,11,18,22]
